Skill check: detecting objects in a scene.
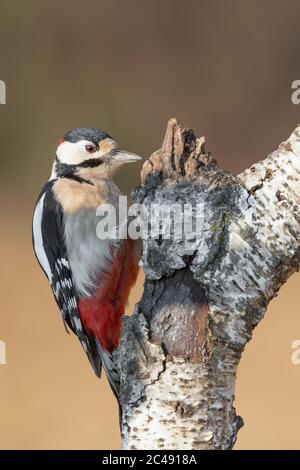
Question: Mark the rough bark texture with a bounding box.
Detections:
[114,118,300,450]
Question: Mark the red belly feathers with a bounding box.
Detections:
[78,239,140,352]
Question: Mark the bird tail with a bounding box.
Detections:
[97,341,120,399]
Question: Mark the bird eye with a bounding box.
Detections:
[85,144,97,154]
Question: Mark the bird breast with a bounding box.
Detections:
[64,207,119,298]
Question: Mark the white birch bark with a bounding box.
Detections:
[114,119,300,450]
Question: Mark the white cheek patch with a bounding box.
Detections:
[56,140,97,165]
[56,141,84,165]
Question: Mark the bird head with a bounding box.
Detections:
[51,127,141,182]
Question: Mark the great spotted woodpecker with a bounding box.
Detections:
[32,128,141,396]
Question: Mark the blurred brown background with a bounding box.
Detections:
[0,0,300,450]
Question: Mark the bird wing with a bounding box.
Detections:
[32,180,102,377]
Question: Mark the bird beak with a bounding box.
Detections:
[109,149,142,164]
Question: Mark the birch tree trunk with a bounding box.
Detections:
[114,118,300,450]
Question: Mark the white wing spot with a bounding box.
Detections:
[33,194,53,281]
[73,317,82,331]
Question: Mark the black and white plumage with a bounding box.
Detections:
[32,128,141,398]
[33,180,102,377]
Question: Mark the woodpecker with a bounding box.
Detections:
[32,128,141,396]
